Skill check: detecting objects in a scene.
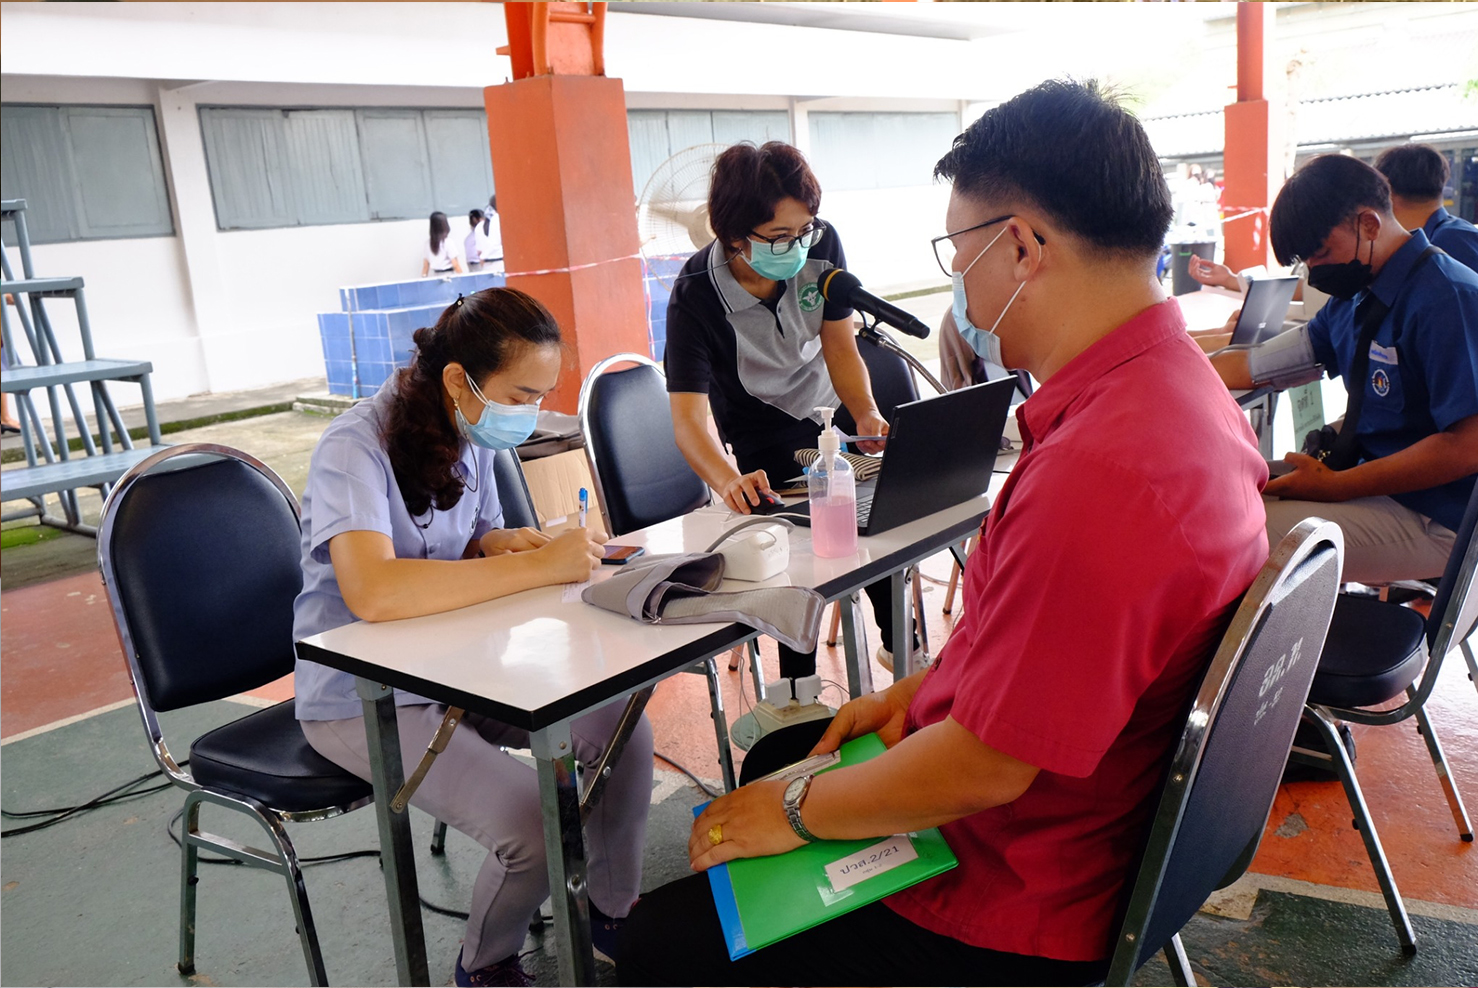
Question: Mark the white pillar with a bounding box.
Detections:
[155,81,229,393]
[789,97,811,155]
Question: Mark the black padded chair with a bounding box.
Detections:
[1288,480,1478,953]
[1106,519,1344,985]
[579,353,768,788]
[97,443,374,986]
[492,445,540,531]
[577,352,709,537]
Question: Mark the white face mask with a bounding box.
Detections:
[951,224,1028,375]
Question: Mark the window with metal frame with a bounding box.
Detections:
[1,104,174,245]
[198,106,495,231]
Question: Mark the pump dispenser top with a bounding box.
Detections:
[808,406,857,557]
[815,406,841,462]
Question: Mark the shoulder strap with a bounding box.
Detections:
[1329,245,1441,468]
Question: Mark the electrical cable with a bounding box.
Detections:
[1,768,174,838]
[653,750,720,798]
[4,764,469,918]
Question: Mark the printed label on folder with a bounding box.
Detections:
[824,835,918,894]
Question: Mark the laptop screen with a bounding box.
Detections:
[1229,276,1300,347]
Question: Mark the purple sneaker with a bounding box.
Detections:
[455,948,533,987]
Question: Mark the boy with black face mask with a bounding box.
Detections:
[1212,154,1478,585]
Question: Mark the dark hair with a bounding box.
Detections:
[708,142,822,247]
[488,194,498,213]
[933,79,1172,260]
[469,209,485,225]
[382,288,561,517]
[1269,154,1393,266]
[1374,144,1449,201]
[429,211,451,255]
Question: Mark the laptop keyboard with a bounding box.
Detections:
[856,490,876,526]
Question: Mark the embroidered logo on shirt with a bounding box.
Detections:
[1371,367,1391,397]
[799,283,822,312]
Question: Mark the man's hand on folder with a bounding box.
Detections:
[689,779,804,873]
[808,671,925,758]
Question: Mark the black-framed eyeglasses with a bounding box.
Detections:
[750,219,827,255]
[930,214,1045,278]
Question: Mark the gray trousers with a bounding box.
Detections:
[301,701,652,968]
[1264,493,1456,585]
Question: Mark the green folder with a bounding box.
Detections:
[697,733,958,960]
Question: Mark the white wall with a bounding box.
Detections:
[821,185,953,294]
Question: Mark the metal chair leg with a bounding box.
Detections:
[268,817,330,987]
[1463,639,1478,698]
[826,601,843,647]
[702,657,737,792]
[910,564,930,666]
[1304,706,1418,954]
[1410,696,1474,840]
[177,795,202,976]
[748,640,767,704]
[727,645,742,672]
[430,819,449,855]
[1163,932,1194,987]
[943,560,962,614]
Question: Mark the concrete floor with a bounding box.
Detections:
[3,362,1477,986]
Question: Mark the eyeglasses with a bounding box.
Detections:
[930,214,1045,278]
[749,219,828,255]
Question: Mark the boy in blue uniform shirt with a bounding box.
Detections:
[1376,143,1478,274]
[1213,154,1478,585]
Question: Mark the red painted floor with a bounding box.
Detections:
[5,555,1475,909]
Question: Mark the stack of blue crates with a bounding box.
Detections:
[317,271,506,397]
[318,256,695,397]
[641,254,691,362]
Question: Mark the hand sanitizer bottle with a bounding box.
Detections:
[808,406,857,558]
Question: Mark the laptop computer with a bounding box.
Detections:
[785,377,1016,537]
[1229,275,1300,347]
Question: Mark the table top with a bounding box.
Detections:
[298,494,990,730]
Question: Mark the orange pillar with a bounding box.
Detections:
[485,3,647,414]
[1222,1,1280,274]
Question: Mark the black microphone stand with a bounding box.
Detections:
[856,313,947,396]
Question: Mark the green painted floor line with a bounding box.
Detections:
[3,704,1474,987]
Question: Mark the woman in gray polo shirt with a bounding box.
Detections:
[665,141,911,678]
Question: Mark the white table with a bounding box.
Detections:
[296,495,991,986]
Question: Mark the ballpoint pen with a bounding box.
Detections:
[578,487,588,528]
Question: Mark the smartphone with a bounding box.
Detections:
[601,544,646,565]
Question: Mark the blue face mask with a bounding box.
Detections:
[744,239,810,281]
[951,224,1028,376]
[455,373,540,450]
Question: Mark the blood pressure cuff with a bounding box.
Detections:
[1246,324,1324,390]
[581,552,825,652]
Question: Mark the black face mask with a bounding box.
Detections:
[1306,223,1375,300]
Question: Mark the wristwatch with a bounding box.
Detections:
[782,774,819,843]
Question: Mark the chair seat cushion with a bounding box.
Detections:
[189,699,372,812]
[1309,593,1427,708]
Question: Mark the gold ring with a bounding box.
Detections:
[708,824,723,846]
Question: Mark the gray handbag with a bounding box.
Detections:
[581,551,825,652]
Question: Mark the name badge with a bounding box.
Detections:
[824,835,918,893]
[1368,341,1399,365]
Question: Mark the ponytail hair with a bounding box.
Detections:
[382,288,562,517]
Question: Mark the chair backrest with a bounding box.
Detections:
[492,446,540,531]
[577,352,709,536]
[856,333,919,423]
[1425,479,1478,663]
[1106,518,1344,984]
[98,445,304,775]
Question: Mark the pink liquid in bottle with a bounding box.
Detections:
[811,496,858,558]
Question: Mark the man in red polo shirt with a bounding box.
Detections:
[619,80,1269,986]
